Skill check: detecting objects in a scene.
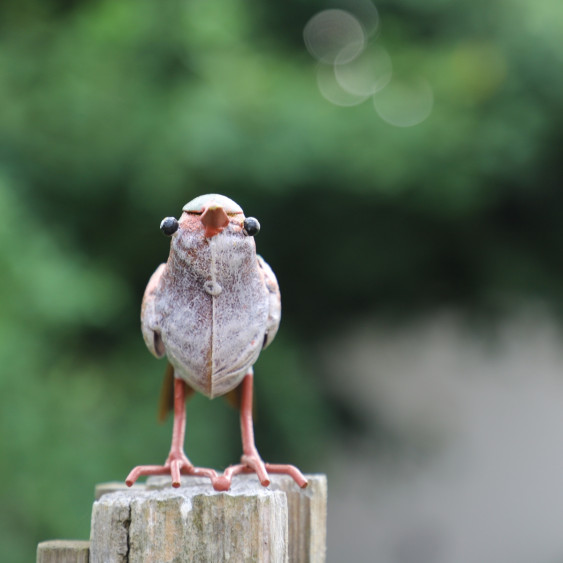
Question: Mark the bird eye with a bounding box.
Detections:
[243,217,260,236]
[160,217,179,236]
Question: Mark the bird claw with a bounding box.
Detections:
[126,451,219,488]
[214,454,309,491]
[241,453,271,486]
[263,462,309,489]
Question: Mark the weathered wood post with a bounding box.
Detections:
[37,474,327,562]
[36,541,90,563]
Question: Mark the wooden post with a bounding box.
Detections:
[38,474,327,562]
[269,474,327,562]
[36,540,90,563]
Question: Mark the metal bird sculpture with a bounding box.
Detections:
[126,194,308,491]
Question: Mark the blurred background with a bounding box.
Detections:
[1,0,562,561]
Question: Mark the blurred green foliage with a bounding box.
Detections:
[0,0,562,559]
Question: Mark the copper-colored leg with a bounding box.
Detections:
[126,378,219,488]
[217,371,308,491]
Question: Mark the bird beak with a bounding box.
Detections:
[200,205,229,238]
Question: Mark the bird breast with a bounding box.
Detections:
[155,223,270,398]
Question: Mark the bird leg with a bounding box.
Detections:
[125,378,219,488]
[216,371,309,491]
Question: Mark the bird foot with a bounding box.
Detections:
[125,451,219,489]
[126,452,308,492]
[216,453,309,491]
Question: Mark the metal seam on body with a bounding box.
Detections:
[210,238,217,398]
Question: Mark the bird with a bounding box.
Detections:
[125,194,308,491]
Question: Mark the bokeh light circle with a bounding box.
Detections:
[304,9,366,65]
[316,64,369,106]
[334,44,392,96]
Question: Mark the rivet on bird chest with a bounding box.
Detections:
[204,280,222,296]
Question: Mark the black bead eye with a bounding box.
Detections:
[160,217,179,236]
[243,217,260,236]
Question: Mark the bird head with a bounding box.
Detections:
[159,193,260,242]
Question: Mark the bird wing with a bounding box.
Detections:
[141,263,167,358]
[257,255,281,349]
